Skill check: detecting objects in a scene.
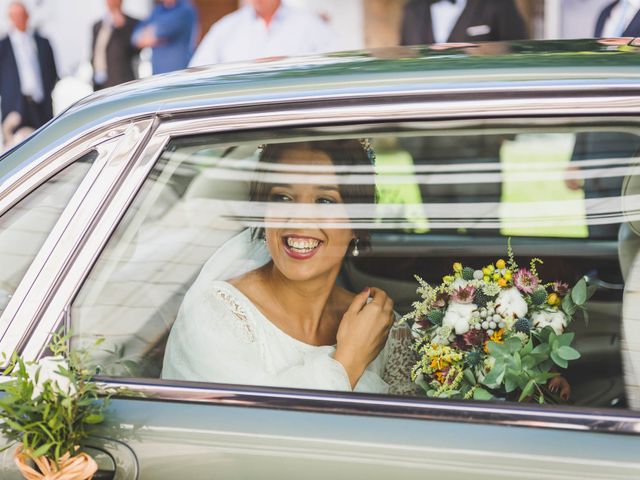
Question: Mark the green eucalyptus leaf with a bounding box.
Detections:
[556,332,575,347]
[550,350,569,368]
[505,337,522,354]
[562,294,576,315]
[463,369,477,386]
[481,364,506,388]
[518,379,535,402]
[571,278,588,305]
[487,341,509,359]
[557,345,581,361]
[473,388,493,400]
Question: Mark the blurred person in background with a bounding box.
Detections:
[132,0,198,74]
[91,0,139,90]
[0,1,58,141]
[596,0,640,37]
[189,0,334,67]
[398,0,527,234]
[400,0,527,45]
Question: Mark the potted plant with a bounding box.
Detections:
[0,333,119,480]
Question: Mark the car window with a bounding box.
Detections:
[69,123,640,411]
[0,150,97,314]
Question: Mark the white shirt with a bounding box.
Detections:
[8,29,44,103]
[602,0,640,37]
[189,3,335,67]
[431,0,467,43]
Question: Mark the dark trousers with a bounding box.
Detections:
[19,95,49,130]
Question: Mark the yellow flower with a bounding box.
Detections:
[443,275,455,284]
[493,273,501,281]
[498,278,507,287]
[482,267,491,276]
[496,259,506,269]
[547,293,560,306]
[504,270,512,281]
[453,262,463,273]
[484,275,490,282]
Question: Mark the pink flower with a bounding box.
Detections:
[552,281,569,296]
[513,268,539,294]
[450,285,476,304]
[463,329,486,347]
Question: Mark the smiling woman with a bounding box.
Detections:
[161,139,417,394]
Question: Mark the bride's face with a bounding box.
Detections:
[263,147,354,283]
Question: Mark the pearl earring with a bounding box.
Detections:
[352,237,360,257]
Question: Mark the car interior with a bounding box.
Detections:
[66,121,640,410]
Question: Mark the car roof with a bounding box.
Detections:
[2,38,640,176]
[71,38,640,116]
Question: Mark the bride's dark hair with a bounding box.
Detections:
[250,139,377,253]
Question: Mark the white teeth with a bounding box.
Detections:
[286,237,320,251]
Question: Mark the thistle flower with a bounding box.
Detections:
[513,268,539,294]
[450,284,476,304]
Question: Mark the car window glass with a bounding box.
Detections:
[69,124,640,411]
[0,151,97,315]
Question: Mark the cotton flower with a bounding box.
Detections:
[443,302,477,335]
[25,356,76,400]
[531,310,567,335]
[495,287,528,319]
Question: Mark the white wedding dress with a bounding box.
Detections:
[162,230,417,395]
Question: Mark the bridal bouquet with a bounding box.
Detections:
[0,334,120,479]
[403,242,594,403]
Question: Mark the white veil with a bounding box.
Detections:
[197,228,271,284]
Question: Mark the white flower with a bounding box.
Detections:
[442,302,477,335]
[25,356,76,400]
[495,287,528,319]
[531,310,567,335]
[451,278,468,289]
[432,325,453,345]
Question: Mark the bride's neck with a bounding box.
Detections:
[262,264,340,337]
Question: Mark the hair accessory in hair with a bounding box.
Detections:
[359,138,376,164]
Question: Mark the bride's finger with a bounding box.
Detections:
[345,287,371,315]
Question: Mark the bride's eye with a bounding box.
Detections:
[316,196,337,204]
[269,192,292,202]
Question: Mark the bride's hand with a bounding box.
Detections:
[334,287,394,388]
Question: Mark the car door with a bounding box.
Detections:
[4,94,640,479]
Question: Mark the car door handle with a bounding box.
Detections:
[584,271,625,291]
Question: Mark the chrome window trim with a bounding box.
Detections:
[13,92,640,434]
[154,95,640,137]
[0,120,156,360]
[102,380,640,436]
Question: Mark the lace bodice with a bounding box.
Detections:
[162,280,417,395]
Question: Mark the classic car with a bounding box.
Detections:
[1,38,640,479]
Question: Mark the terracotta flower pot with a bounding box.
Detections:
[14,444,98,480]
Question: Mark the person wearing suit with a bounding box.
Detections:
[91,0,140,90]
[0,1,58,133]
[595,0,640,37]
[399,0,527,236]
[400,0,527,46]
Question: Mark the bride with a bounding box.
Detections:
[162,140,416,394]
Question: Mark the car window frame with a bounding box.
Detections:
[14,92,640,436]
[0,119,156,362]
